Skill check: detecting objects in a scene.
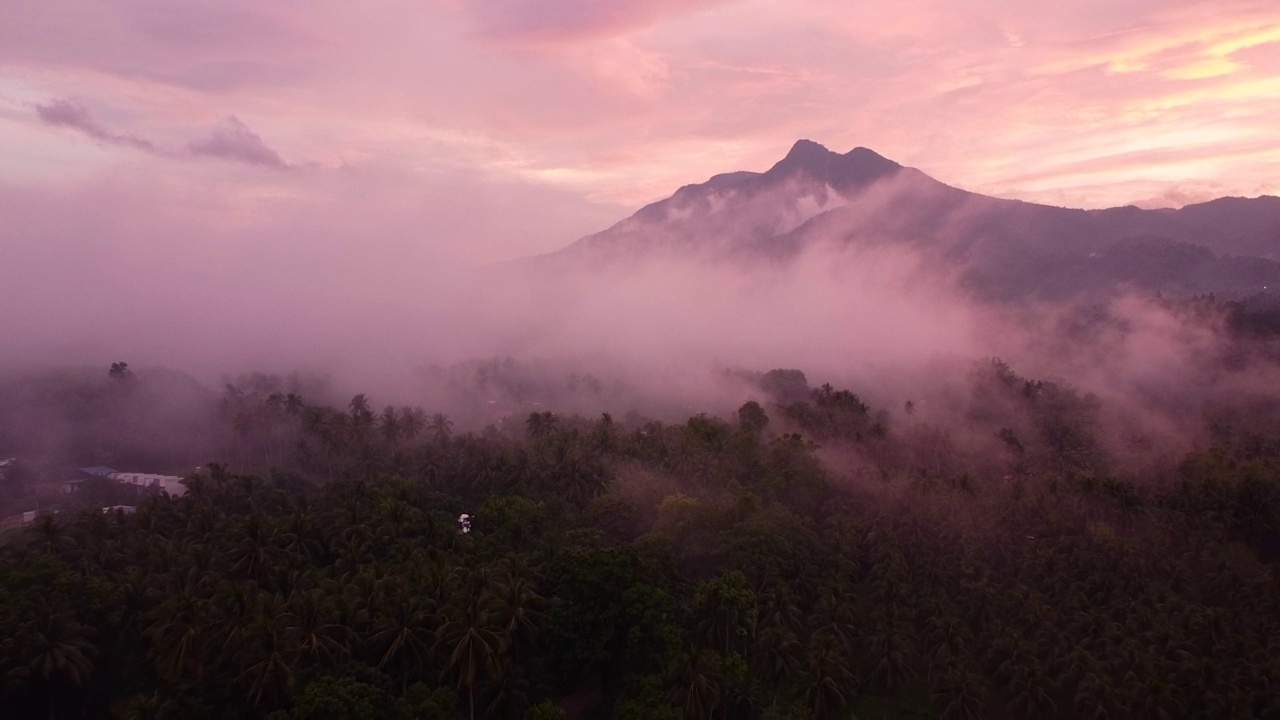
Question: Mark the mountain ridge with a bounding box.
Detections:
[528,140,1280,301]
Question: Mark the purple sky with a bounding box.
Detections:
[3,1,1280,264]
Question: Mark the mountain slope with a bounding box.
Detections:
[534,140,1280,301]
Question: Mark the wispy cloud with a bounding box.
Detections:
[188,116,289,169]
[36,99,157,152]
[35,100,291,169]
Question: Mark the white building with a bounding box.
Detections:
[0,510,38,531]
[109,472,188,497]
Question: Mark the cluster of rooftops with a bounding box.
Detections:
[63,466,188,497]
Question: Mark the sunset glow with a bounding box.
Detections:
[2,0,1279,262]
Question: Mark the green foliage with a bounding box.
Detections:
[542,549,639,680]
[693,571,757,654]
[759,369,810,405]
[108,362,134,382]
[620,583,680,675]
[0,364,1278,719]
[274,676,387,719]
[475,494,547,545]
[1171,447,1280,544]
[395,683,456,719]
[760,701,809,720]
[615,674,681,720]
[527,699,565,719]
[738,401,770,435]
[585,494,644,543]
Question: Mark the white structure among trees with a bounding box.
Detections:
[109,472,187,497]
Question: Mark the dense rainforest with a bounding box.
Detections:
[2,348,1279,720]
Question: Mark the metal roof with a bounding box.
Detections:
[78,466,118,477]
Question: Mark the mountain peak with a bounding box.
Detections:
[782,139,837,164]
[843,146,891,163]
[768,139,902,189]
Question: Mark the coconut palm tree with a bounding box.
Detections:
[285,589,353,670]
[935,668,986,720]
[349,394,372,421]
[29,513,74,556]
[438,599,508,720]
[668,649,724,720]
[143,591,209,683]
[400,406,426,444]
[235,598,296,710]
[803,633,854,719]
[371,588,439,692]
[752,626,802,700]
[226,514,281,586]
[525,412,556,441]
[428,413,454,446]
[283,392,305,417]
[29,598,96,720]
[379,406,402,449]
[489,566,546,650]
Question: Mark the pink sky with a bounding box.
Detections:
[3,0,1280,264]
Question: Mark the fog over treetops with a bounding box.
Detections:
[3,139,1280,473]
[3,138,1278,384]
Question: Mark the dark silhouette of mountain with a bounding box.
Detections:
[531,140,1280,301]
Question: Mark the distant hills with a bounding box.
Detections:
[531,140,1280,301]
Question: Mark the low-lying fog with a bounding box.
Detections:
[3,168,1279,477]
